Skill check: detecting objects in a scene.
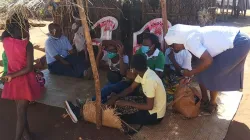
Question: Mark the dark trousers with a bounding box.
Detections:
[48,55,87,78]
[120,110,163,125]
[92,81,131,103]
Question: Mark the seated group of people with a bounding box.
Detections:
[55,23,191,127]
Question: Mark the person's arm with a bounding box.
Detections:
[184,51,212,76]
[96,45,105,69]
[183,32,213,77]
[54,55,71,65]
[107,81,140,105]
[117,44,128,76]
[116,97,154,110]
[115,79,156,110]
[63,36,75,55]
[5,42,34,80]
[168,49,182,73]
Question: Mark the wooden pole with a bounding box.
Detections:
[160,0,168,51]
[221,0,225,21]
[76,0,102,129]
[226,0,230,20]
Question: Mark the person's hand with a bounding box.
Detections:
[98,44,105,55]
[107,95,119,106]
[168,49,175,60]
[2,75,13,82]
[115,100,132,107]
[183,70,194,77]
[117,44,124,57]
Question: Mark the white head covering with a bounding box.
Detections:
[164,24,200,45]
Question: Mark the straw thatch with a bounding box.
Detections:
[82,101,122,130]
[0,0,47,24]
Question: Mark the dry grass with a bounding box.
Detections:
[0,0,46,24]
[83,101,123,130]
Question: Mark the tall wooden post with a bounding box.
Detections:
[76,0,102,129]
[226,0,230,20]
[221,0,225,20]
[160,0,168,51]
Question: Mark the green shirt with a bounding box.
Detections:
[136,48,165,72]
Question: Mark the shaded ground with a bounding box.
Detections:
[0,99,129,140]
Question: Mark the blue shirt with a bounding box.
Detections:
[45,35,73,64]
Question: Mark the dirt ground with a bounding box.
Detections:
[1,15,250,140]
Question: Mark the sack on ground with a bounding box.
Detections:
[173,82,202,118]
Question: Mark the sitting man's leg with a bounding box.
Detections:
[92,81,132,103]
[121,110,162,125]
[48,60,82,78]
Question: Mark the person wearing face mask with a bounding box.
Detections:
[45,23,91,78]
[136,33,165,78]
[92,40,131,103]
[96,40,129,83]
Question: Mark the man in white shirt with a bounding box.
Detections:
[164,24,250,114]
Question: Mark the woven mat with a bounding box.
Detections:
[132,91,243,140]
[37,69,107,108]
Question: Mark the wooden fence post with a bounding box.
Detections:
[76,0,102,129]
[160,0,168,51]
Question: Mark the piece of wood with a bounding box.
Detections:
[221,0,225,21]
[76,0,102,129]
[160,0,168,52]
[226,0,230,20]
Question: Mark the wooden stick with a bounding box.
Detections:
[226,0,230,20]
[76,0,102,129]
[160,0,168,52]
[221,0,225,21]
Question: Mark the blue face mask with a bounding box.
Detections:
[141,45,150,53]
[107,52,118,59]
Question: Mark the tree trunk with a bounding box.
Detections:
[76,0,102,129]
[160,0,168,51]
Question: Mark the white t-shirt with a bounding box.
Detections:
[72,23,86,52]
[102,51,129,71]
[165,48,192,71]
[164,24,240,58]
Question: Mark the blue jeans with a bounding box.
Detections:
[92,81,131,103]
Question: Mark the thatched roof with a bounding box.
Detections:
[0,0,47,24]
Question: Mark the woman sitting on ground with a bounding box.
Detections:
[96,40,129,83]
[136,33,165,78]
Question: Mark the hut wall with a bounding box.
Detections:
[52,0,215,54]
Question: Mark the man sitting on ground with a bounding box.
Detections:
[45,23,91,78]
[108,54,166,125]
[64,54,166,125]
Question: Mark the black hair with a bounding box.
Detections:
[48,23,60,32]
[143,32,161,49]
[4,13,29,40]
[131,54,147,72]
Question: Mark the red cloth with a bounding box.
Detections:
[2,37,41,101]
